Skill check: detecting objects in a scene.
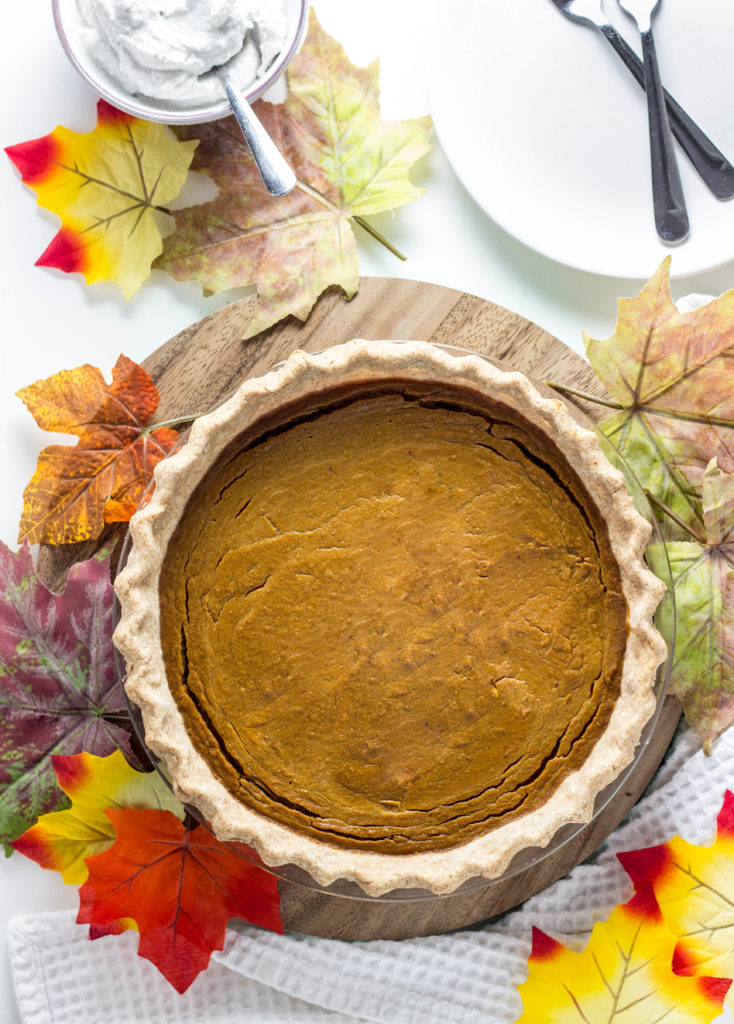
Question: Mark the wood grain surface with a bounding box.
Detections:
[38,278,680,940]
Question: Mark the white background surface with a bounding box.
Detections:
[2,1,734,1020]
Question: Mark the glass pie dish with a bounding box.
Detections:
[112,342,675,907]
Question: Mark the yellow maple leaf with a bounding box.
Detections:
[619,790,734,1012]
[516,886,730,1023]
[5,99,197,298]
[12,750,182,884]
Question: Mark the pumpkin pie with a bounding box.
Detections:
[114,340,666,895]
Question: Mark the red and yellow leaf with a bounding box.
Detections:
[17,354,179,545]
[157,11,432,337]
[13,751,182,884]
[5,99,197,298]
[79,808,283,992]
[619,790,734,1010]
[516,886,730,1022]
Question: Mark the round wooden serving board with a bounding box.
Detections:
[42,277,681,941]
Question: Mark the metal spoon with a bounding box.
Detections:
[617,0,689,244]
[217,66,296,196]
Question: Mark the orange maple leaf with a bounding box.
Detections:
[619,790,734,1012]
[78,808,283,993]
[516,886,730,1023]
[17,354,179,545]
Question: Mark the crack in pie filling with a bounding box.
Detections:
[115,341,667,893]
[160,387,628,853]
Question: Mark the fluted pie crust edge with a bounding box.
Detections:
[113,339,667,896]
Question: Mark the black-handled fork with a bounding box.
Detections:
[550,0,734,201]
[618,0,688,243]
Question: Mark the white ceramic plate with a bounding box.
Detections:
[428,0,734,278]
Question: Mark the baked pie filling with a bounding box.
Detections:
[159,382,629,855]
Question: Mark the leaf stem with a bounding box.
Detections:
[545,381,623,410]
[140,413,205,436]
[644,489,708,545]
[102,712,133,727]
[632,405,734,430]
[548,382,734,430]
[293,180,407,260]
[353,216,407,261]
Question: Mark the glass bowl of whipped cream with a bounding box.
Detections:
[53,0,309,124]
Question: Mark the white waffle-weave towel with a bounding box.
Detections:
[8,723,734,1024]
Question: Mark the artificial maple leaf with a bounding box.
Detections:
[619,791,734,1012]
[584,258,734,533]
[516,886,730,1023]
[5,99,197,298]
[651,459,734,750]
[157,11,432,337]
[79,808,283,993]
[0,545,139,854]
[13,751,182,884]
[17,354,179,545]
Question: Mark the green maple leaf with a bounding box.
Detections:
[650,460,734,752]
[155,10,432,337]
[583,258,734,534]
[574,260,734,750]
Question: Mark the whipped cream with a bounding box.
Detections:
[77,0,288,107]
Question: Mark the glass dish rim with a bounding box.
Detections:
[51,0,309,125]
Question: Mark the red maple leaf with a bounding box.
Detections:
[78,808,283,992]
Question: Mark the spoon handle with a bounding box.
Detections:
[599,24,734,199]
[219,68,296,196]
[640,27,689,244]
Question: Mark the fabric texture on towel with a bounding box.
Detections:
[8,912,363,1024]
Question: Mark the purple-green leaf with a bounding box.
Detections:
[0,543,137,853]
